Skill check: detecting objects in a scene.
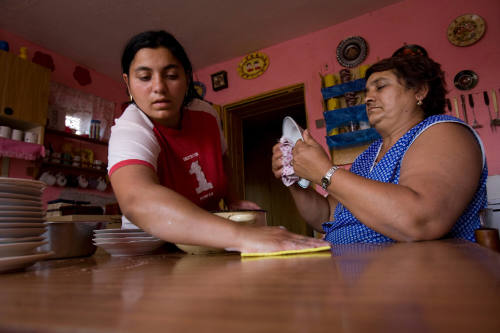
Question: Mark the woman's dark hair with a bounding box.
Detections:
[121,30,199,107]
[365,55,447,117]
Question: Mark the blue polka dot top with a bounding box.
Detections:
[322,114,488,244]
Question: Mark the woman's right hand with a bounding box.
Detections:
[230,224,330,254]
[271,143,284,179]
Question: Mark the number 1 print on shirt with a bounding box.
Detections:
[189,160,214,194]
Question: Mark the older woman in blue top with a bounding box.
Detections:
[272,55,487,244]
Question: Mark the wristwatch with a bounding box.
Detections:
[321,166,339,190]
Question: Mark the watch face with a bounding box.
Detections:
[321,177,329,190]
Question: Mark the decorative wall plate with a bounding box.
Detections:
[336,36,368,68]
[392,44,428,57]
[447,14,486,47]
[237,52,269,79]
[453,70,478,90]
[193,81,206,98]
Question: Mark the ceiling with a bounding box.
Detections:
[0,0,401,83]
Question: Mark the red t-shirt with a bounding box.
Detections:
[108,99,227,212]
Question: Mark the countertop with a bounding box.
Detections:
[1,240,499,332]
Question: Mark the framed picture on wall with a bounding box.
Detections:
[211,70,228,91]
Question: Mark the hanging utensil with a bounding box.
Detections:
[468,94,482,128]
[453,97,460,119]
[460,94,469,124]
[446,98,452,114]
[492,89,500,127]
[483,91,496,132]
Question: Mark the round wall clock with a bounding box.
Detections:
[453,70,478,90]
[237,52,269,79]
[447,14,486,47]
[336,36,368,68]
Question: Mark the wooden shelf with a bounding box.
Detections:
[45,128,108,146]
[40,161,107,175]
[0,137,45,161]
[47,214,121,223]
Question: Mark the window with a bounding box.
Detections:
[65,115,82,135]
[64,115,82,135]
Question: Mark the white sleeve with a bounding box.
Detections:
[188,99,228,154]
[107,104,160,173]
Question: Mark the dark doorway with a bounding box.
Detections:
[224,85,313,236]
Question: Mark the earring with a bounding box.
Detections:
[417,99,423,106]
[129,94,133,102]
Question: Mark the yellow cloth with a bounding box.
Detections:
[241,245,331,257]
[241,252,331,262]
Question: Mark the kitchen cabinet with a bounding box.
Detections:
[0,50,51,126]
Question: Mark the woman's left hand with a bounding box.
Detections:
[292,129,332,184]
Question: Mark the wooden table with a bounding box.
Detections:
[1,240,499,332]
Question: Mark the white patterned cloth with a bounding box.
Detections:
[279,137,299,186]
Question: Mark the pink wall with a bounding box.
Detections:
[1,0,498,185]
[195,0,500,175]
[0,29,127,201]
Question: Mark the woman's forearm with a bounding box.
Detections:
[288,184,331,232]
[111,167,242,249]
[127,185,239,245]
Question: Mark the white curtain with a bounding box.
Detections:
[47,82,115,140]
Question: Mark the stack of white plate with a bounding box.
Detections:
[0,177,53,273]
[93,229,165,256]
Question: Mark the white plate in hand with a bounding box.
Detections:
[281,116,310,188]
[282,116,304,144]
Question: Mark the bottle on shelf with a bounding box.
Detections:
[89,119,101,140]
[19,46,28,60]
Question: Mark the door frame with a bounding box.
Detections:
[222,83,306,198]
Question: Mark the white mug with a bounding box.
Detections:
[0,126,12,138]
[96,177,107,191]
[24,131,38,143]
[39,171,56,186]
[11,129,24,141]
[77,175,88,188]
[55,172,67,187]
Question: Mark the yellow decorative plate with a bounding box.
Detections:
[237,52,269,79]
[447,14,486,47]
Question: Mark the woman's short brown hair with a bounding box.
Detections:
[365,55,447,117]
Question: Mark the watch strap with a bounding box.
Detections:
[321,166,338,190]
